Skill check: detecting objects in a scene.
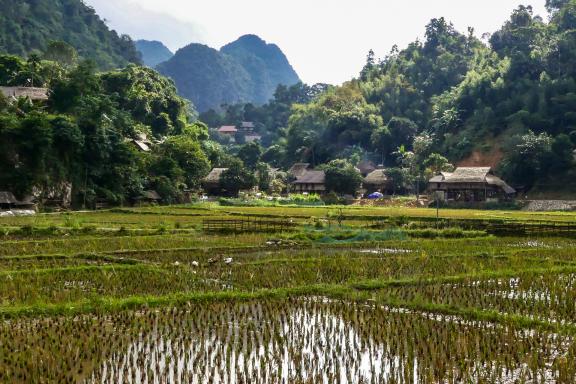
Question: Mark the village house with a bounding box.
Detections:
[428,167,516,202]
[291,170,326,194]
[363,169,394,195]
[134,190,162,206]
[0,192,36,211]
[0,192,18,210]
[217,126,238,136]
[203,168,228,194]
[0,86,49,101]
[239,121,255,134]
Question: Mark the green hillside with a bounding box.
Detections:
[210,2,576,193]
[221,34,300,104]
[157,35,300,112]
[0,0,140,69]
[157,43,253,113]
[136,40,173,67]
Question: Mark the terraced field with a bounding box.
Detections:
[1,204,575,383]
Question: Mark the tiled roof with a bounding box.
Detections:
[218,126,237,133]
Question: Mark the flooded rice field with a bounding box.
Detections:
[2,299,575,383]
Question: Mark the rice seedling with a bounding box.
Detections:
[1,300,574,383]
[0,204,575,382]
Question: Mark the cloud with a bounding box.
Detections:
[84,0,206,51]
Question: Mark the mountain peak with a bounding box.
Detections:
[236,34,266,44]
[136,40,173,67]
[221,35,300,104]
[158,35,300,112]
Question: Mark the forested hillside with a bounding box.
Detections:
[221,35,300,105]
[0,53,216,206]
[157,43,253,112]
[207,1,576,194]
[157,35,300,112]
[136,40,173,67]
[0,0,141,69]
[2,0,576,204]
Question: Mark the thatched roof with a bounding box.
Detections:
[292,170,325,185]
[445,167,491,183]
[204,168,228,184]
[288,163,310,178]
[142,190,161,200]
[486,175,516,194]
[0,192,17,205]
[429,171,453,183]
[364,169,388,185]
[429,167,515,194]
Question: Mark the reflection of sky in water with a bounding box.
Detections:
[87,301,568,384]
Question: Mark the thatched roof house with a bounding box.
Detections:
[291,170,326,194]
[135,190,162,205]
[0,192,18,209]
[203,168,228,192]
[429,167,515,202]
[0,192,36,210]
[363,169,393,194]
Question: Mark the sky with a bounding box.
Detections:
[85,0,548,85]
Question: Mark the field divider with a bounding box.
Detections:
[2,284,576,336]
[0,263,159,276]
[0,253,144,265]
[350,265,576,290]
[0,232,205,247]
[369,298,576,335]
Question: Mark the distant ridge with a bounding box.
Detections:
[221,35,300,104]
[157,35,300,112]
[136,40,173,68]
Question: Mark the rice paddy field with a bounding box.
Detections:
[1,203,576,383]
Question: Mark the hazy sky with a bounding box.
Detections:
[85,0,548,85]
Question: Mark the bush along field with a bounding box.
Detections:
[1,204,576,383]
